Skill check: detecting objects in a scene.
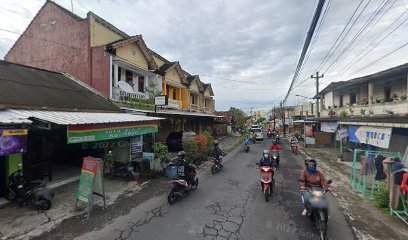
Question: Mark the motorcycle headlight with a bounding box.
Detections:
[312,191,323,198]
[127,166,134,171]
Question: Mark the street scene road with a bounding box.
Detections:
[62,138,353,240]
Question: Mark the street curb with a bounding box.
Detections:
[297,147,359,240]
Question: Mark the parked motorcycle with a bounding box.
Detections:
[104,151,138,181]
[5,164,55,211]
[300,180,333,240]
[244,138,250,152]
[291,143,298,155]
[270,149,280,167]
[211,156,223,174]
[256,165,275,202]
[267,131,272,139]
[167,165,198,204]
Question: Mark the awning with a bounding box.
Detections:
[0,110,32,125]
[2,109,162,125]
[122,108,216,117]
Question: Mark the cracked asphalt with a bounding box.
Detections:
[40,137,355,240]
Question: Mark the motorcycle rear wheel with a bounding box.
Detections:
[318,219,328,240]
[40,198,52,210]
[191,178,198,190]
[211,165,217,175]
[167,192,177,205]
[4,191,17,201]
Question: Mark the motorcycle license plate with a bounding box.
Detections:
[262,176,270,181]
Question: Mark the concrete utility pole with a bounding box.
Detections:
[273,106,276,129]
[280,101,286,137]
[311,71,324,117]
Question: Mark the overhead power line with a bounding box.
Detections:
[283,0,327,104]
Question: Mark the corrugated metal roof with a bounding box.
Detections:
[0,110,32,124]
[122,108,216,117]
[2,109,163,125]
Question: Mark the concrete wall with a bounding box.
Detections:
[115,43,149,70]
[324,92,333,107]
[5,2,91,85]
[91,46,111,97]
[388,128,408,155]
[89,15,122,47]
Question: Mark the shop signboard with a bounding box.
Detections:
[348,126,392,149]
[67,121,158,144]
[305,125,314,137]
[321,122,338,133]
[0,128,28,156]
[75,157,105,219]
[154,95,168,106]
[336,128,349,140]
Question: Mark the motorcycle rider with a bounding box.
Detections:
[268,139,281,165]
[258,149,275,167]
[176,151,194,188]
[290,136,298,144]
[299,159,333,216]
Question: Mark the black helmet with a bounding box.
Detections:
[214,140,219,146]
[177,151,186,159]
[305,158,317,167]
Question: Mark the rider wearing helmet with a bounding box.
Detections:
[299,159,333,216]
[213,140,223,160]
[268,139,281,165]
[176,151,194,187]
[258,149,275,167]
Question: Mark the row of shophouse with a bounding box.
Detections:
[0,1,218,199]
[288,63,408,160]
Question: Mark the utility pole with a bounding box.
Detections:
[250,107,253,124]
[311,71,324,117]
[280,101,286,137]
[273,106,276,129]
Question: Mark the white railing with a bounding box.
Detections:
[190,104,199,111]
[321,100,408,117]
[119,90,146,99]
[167,98,182,109]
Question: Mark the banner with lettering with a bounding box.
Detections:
[348,126,392,149]
[0,128,28,156]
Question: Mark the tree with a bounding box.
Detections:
[229,107,247,132]
[256,117,266,123]
[145,81,162,99]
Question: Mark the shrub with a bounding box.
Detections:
[183,139,198,163]
[340,110,347,118]
[360,109,366,115]
[401,95,407,101]
[153,143,171,162]
[293,131,301,139]
[349,107,354,115]
[195,134,209,161]
[372,182,389,213]
[202,130,214,156]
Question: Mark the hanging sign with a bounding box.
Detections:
[67,121,158,144]
[75,157,106,219]
[0,128,28,156]
[321,122,338,133]
[337,128,349,140]
[348,126,392,148]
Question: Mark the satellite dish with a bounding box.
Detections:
[118,81,134,93]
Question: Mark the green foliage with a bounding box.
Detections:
[293,131,301,138]
[229,107,247,132]
[340,110,348,118]
[371,182,390,213]
[360,109,366,115]
[183,140,198,163]
[256,117,266,123]
[145,81,162,99]
[153,143,171,162]
[349,107,354,115]
[195,134,209,162]
[401,95,407,101]
[202,130,214,155]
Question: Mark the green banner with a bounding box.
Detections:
[68,125,158,144]
[77,171,95,203]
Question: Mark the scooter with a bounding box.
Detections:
[300,180,333,240]
[267,131,272,139]
[256,165,275,202]
[104,151,138,182]
[167,165,198,204]
[5,164,55,211]
[244,139,250,152]
[275,134,280,143]
[211,156,223,174]
[270,150,280,167]
[291,142,298,155]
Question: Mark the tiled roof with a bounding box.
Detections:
[0,61,120,112]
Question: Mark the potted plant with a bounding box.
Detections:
[328,109,336,118]
[369,110,374,117]
[375,98,381,104]
[340,110,347,118]
[380,98,386,104]
[328,106,332,109]
[401,95,407,101]
[360,109,366,116]
[333,105,338,108]
[392,93,398,101]
[349,107,354,116]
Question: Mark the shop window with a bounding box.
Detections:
[339,95,343,107]
[138,76,145,93]
[166,85,170,97]
[191,95,195,104]
[118,67,122,82]
[350,92,357,104]
[126,70,133,87]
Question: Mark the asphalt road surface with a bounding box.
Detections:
[71,138,354,240]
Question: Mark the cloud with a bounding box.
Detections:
[1,0,407,112]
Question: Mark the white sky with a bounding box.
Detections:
[0,0,407,113]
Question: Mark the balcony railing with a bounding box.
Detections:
[119,90,146,99]
[190,104,199,111]
[165,98,182,110]
[204,106,213,113]
[321,100,408,117]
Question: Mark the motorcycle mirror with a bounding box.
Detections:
[327,179,333,184]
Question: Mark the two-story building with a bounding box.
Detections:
[4,0,216,142]
[314,63,408,155]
